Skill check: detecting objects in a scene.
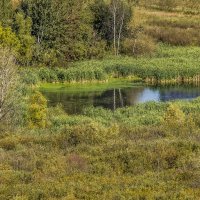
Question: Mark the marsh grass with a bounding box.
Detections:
[21,46,200,86]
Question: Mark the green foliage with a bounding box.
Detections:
[13,12,35,66]
[19,68,39,85]
[0,24,21,52]
[0,0,199,64]
[0,0,13,26]
[91,0,133,53]
[1,98,200,199]
[22,46,200,84]
[19,0,106,64]
[27,91,47,128]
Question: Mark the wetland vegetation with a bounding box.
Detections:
[1,0,200,199]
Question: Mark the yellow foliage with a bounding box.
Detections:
[0,25,21,53]
[162,103,185,135]
[28,91,47,128]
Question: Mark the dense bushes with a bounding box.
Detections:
[27,91,47,128]
[1,98,200,199]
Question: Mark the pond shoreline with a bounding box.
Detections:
[40,80,200,115]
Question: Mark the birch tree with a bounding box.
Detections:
[0,48,19,122]
[109,0,133,55]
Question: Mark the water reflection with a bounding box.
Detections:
[41,85,200,114]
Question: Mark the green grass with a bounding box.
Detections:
[68,45,200,83]
[39,78,142,93]
[21,45,200,85]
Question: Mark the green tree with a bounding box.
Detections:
[13,12,35,66]
[0,0,13,26]
[91,0,133,55]
[19,0,105,64]
[0,24,21,52]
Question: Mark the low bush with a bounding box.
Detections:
[122,34,157,56]
[1,98,200,199]
[146,26,198,46]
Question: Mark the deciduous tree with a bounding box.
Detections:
[0,48,19,122]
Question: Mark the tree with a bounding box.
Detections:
[0,0,13,26]
[13,12,35,66]
[91,0,133,55]
[91,0,113,45]
[110,0,134,55]
[0,24,21,53]
[19,0,105,64]
[0,48,19,122]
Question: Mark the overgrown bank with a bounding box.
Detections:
[21,46,200,85]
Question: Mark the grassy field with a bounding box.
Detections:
[140,10,200,46]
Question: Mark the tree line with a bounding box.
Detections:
[0,0,138,66]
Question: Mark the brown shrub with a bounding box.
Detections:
[146,26,199,46]
[67,153,88,172]
[122,34,157,56]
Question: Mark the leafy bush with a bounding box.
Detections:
[1,98,200,199]
[27,91,47,128]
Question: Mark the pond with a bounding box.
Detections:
[40,81,200,114]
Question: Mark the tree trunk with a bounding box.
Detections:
[112,3,117,56]
[117,8,125,56]
[119,89,124,107]
[113,89,116,111]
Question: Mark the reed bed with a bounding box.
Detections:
[21,46,200,85]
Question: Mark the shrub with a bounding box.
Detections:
[19,69,39,85]
[38,68,57,83]
[27,91,47,128]
[67,121,106,146]
[146,26,197,46]
[122,34,157,56]
[162,103,186,135]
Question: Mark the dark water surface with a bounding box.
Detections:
[41,83,200,114]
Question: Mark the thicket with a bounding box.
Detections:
[1,98,200,199]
